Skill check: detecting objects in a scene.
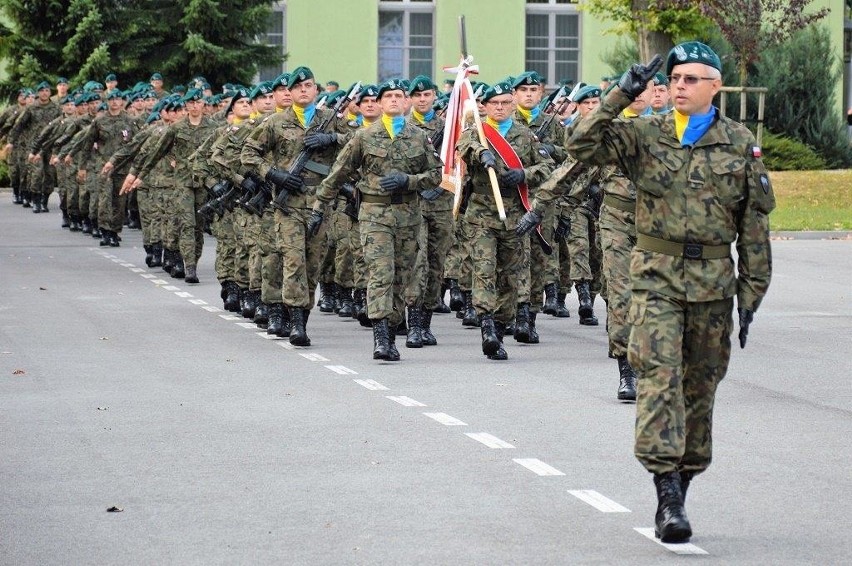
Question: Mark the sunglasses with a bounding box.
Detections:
[668,74,717,85]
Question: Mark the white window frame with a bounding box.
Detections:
[525,0,581,89]
[378,0,435,82]
[257,1,287,82]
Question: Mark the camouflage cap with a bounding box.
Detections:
[481,81,513,102]
[376,78,406,98]
[287,66,314,89]
[665,41,722,75]
[406,75,437,95]
[574,85,602,103]
[356,84,379,104]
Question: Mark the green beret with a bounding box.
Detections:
[105,73,117,82]
[432,94,449,112]
[273,73,290,89]
[326,80,339,87]
[287,66,314,89]
[443,79,454,86]
[357,84,379,103]
[323,90,346,106]
[250,81,274,99]
[23,88,35,96]
[56,77,69,85]
[172,85,186,94]
[376,78,406,98]
[105,88,123,100]
[167,98,185,111]
[574,85,602,103]
[36,81,51,91]
[666,41,722,75]
[150,73,163,81]
[472,82,490,100]
[482,81,513,102]
[511,72,540,89]
[653,72,669,86]
[407,75,437,95]
[88,92,102,102]
[182,88,203,102]
[145,111,161,125]
[73,94,86,105]
[83,81,104,92]
[224,87,251,115]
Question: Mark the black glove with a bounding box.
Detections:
[303,132,338,151]
[379,172,409,192]
[266,167,304,193]
[554,214,571,242]
[738,308,754,349]
[541,143,556,157]
[516,210,542,236]
[419,188,443,201]
[339,182,355,202]
[209,179,231,199]
[479,149,496,169]
[500,168,525,188]
[240,175,259,196]
[618,54,663,100]
[306,210,324,238]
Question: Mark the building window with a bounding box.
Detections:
[378,0,434,82]
[526,1,580,87]
[258,2,286,82]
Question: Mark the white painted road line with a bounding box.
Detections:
[189,299,207,305]
[202,306,221,312]
[278,342,294,350]
[325,365,358,375]
[162,285,180,291]
[633,528,708,555]
[354,379,389,391]
[219,314,242,321]
[465,433,515,449]
[150,279,168,285]
[130,268,145,273]
[175,292,194,298]
[120,263,134,267]
[513,458,564,475]
[236,322,257,329]
[300,353,330,362]
[110,258,122,263]
[140,273,156,279]
[568,490,631,513]
[423,412,467,426]
[386,395,426,407]
[256,332,280,340]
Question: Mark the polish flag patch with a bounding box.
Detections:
[752,146,762,158]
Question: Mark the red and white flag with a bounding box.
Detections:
[439,57,477,193]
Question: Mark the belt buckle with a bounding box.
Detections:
[390,192,404,205]
[683,243,703,259]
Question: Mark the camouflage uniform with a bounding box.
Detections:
[568,87,775,476]
[55,113,95,230]
[9,99,60,207]
[0,101,27,203]
[30,110,74,217]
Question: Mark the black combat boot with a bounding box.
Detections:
[31,196,42,213]
[266,303,283,335]
[372,318,392,360]
[318,282,335,313]
[162,249,175,273]
[489,319,509,360]
[653,472,692,543]
[220,281,229,301]
[448,278,464,311]
[185,264,199,284]
[108,230,120,247]
[338,287,355,318]
[144,245,154,267]
[462,291,479,327]
[242,289,259,318]
[91,220,101,239]
[332,283,343,314]
[41,194,49,212]
[480,314,501,357]
[680,471,694,504]
[576,281,596,324]
[433,282,451,313]
[514,303,532,343]
[355,288,371,327]
[420,306,437,346]
[69,217,81,232]
[277,306,292,338]
[555,292,571,317]
[61,214,70,228]
[22,191,31,208]
[171,255,185,279]
[81,218,92,234]
[254,302,269,328]
[289,307,311,346]
[150,243,163,268]
[99,229,111,246]
[528,311,540,344]
[405,305,423,348]
[542,282,558,315]
[224,283,242,312]
[12,187,22,204]
[387,325,401,361]
[617,355,637,401]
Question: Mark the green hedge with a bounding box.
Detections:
[761,132,827,171]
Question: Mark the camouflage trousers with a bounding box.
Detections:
[138,185,165,246]
[56,164,74,216]
[517,205,560,312]
[26,158,55,199]
[176,186,206,267]
[333,211,366,290]
[9,152,24,196]
[359,202,421,327]
[247,211,264,291]
[599,203,635,358]
[258,209,283,305]
[405,206,454,308]
[566,209,603,296]
[84,167,100,222]
[212,210,236,284]
[97,174,128,233]
[232,209,252,289]
[469,222,524,325]
[275,206,328,309]
[629,291,733,475]
[318,207,339,286]
[444,215,471,290]
[161,187,181,251]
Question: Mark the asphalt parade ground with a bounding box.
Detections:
[1,194,850,565]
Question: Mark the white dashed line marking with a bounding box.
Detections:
[150,279,168,285]
[568,490,631,512]
[103,254,116,259]
[175,292,193,298]
[279,342,294,350]
[465,433,515,449]
[354,379,389,391]
[325,365,358,375]
[162,285,180,291]
[255,332,280,340]
[189,299,207,305]
[513,458,564,475]
[386,396,426,407]
[120,263,134,267]
[140,273,156,279]
[633,528,708,555]
[219,314,242,321]
[130,268,145,273]
[300,353,330,362]
[423,412,467,426]
[235,322,257,329]
[202,306,221,312]
[111,258,122,263]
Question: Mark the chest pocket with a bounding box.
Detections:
[363,145,389,175]
[278,125,303,160]
[645,145,685,196]
[707,155,746,206]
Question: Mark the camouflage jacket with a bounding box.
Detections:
[9,100,60,152]
[128,124,174,188]
[567,88,775,311]
[514,107,567,163]
[0,104,26,142]
[73,111,139,174]
[408,113,453,212]
[55,115,95,163]
[210,117,264,186]
[136,116,217,188]
[457,120,555,230]
[31,113,76,157]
